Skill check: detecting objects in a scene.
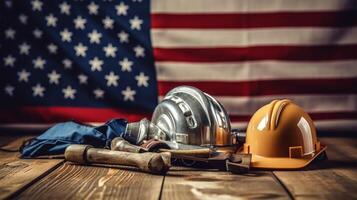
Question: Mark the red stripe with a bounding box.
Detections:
[151,11,357,29]
[229,112,357,122]
[1,108,355,124]
[0,107,150,123]
[158,78,357,96]
[154,45,357,62]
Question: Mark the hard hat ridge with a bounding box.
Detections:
[268,99,291,130]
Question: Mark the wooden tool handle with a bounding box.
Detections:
[159,148,211,157]
[65,145,171,174]
[111,137,148,153]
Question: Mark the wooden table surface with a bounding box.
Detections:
[0,134,356,200]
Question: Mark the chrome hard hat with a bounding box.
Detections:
[151,86,234,147]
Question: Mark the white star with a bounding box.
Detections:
[59,2,71,15]
[129,16,143,30]
[122,86,136,101]
[133,45,145,57]
[78,74,88,84]
[74,43,88,57]
[4,55,15,67]
[135,72,149,87]
[89,57,103,71]
[32,57,46,69]
[93,88,104,99]
[19,42,31,55]
[103,44,117,57]
[105,71,119,87]
[60,28,72,42]
[17,69,31,82]
[31,0,43,11]
[4,85,15,96]
[88,30,102,44]
[62,58,72,69]
[45,14,57,27]
[33,28,42,39]
[119,57,133,72]
[118,31,129,43]
[18,69,31,82]
[115,2,129,16]
[102,16,114,29]
[88,2,99,15]
[32,83,45,97]
[62,86,76,99]
[48,70,61,84]
[5,1,12,8]
[74,16,86,30]
[19,14,28,24]
[5,28,15,39]
[47,43,58,54]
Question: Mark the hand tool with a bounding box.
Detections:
[65,144,171,174]
[111,137,210,157]
[111,137,251,174]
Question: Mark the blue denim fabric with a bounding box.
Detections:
[20,119,127,158]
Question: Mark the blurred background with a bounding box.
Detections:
[0,0,356,133]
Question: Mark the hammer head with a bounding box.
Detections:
[65,144,93,164]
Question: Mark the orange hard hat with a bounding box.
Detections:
[240,99,326,169]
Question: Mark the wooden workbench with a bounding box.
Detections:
[0,134,356,200]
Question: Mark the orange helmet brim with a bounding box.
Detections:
[240,145,327,169]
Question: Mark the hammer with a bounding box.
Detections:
[111,137,210,157]
[65,145,171,174]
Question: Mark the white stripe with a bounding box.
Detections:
[158,94,357,115]
[217,95,357,115]
[231,120,357,131]
[152,0,355,13]
[155,61,357,81]
[152,28,357,47]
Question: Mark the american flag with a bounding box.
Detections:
[1,0,357,131]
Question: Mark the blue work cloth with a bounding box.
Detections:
[20,119,127,158]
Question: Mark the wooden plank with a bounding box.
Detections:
[161,167,290,200]
[15,162,165,200]
[0,135,63,200]
[273,137,357,200]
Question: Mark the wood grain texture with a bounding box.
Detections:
[0,135,63,199]
[161,167,290,200]
[15,162,164,200]
[273,137,357,200]
[4,136,357,200]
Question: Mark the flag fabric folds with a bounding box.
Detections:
[20,119,127,158]
[1,0,357,131]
